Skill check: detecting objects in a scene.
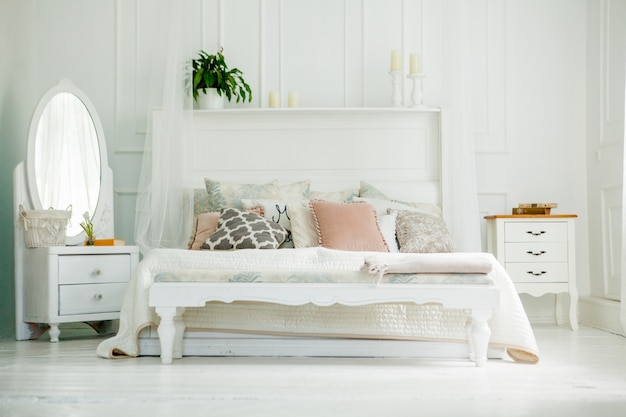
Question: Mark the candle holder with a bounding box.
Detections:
[407,73,426,108]
[389,70,403,107]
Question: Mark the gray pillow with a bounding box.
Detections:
[201,208,287,250]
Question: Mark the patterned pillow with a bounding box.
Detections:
[241,199,297,248]
[204,178,280,212]
[394,209,455,253]
[308,188,359,202]
[201,208,287,250]
[357,181,443,218]
[276,180,311,200]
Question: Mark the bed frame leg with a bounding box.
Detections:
[467,308,492,367]
[155,306,186,364]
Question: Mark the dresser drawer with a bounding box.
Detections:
[505,262,569,283]
[504,242,568,262]
[504,222,568,242]
[58,254,131,285]
[58,283,128,315]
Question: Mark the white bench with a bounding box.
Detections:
[149,281,500,366]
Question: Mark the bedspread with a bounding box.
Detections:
[96,248,539,363]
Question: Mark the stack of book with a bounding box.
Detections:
[512,203,557,215]
[93,238,126,246]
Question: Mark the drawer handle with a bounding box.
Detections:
[526,230,547,236]
[93,293,103,300]
[89,268,102,277]
[526,271,547,276]
[526,250,546,256]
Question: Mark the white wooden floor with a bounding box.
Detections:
[1,325,625,417]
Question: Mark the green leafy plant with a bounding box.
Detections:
[191,48,252,103]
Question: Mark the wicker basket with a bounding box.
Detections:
[19,205,72,248]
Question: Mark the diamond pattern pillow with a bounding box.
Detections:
[201,208,287,250]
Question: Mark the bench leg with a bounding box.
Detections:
[466,308,492,367]
[155,306,186,364]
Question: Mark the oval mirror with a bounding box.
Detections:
[26,80,111,245]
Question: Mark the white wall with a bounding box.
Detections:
[1,0,602,336]
[0,0,35,338]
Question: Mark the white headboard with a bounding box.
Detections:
[181,108,443,206]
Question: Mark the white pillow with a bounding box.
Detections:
[287,201,319,248]
[378,211,399,253]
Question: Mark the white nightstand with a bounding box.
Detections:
[485,214,578,330]
[20,245,139,342]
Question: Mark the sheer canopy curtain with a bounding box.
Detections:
[134,0,195,254]
[441,0,482,252]
[133,0,481,254]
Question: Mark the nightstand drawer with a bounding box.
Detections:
[58,254,131,285]
[504,222,568,242]
[505,263,569,283]
[59,283,128,315]
[504,242,568,262]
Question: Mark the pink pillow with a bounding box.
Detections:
[190,212,220,250]
[309,200,389,252]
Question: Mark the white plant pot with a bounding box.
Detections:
[197,88,224,110]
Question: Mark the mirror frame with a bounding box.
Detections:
[26,79,112,246]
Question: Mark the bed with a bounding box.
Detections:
[97,108,539,365]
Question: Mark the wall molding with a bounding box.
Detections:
[600,183,623,300]
[579,295,625,336]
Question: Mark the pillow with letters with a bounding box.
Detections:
[241,199,296,248]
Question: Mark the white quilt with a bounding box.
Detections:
[96,248,539,363]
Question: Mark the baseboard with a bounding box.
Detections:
[579,296,625,336]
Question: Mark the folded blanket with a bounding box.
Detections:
[364,252,493,284]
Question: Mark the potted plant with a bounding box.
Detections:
[191,48,252,109]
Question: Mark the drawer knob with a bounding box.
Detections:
[526,230,547,236]
[526,250,546,256]
[526,271,547,276]
[89,268,102,277]
[93,293,103,300]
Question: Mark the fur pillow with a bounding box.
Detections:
[201,208,287,250]
[309,200,389,252]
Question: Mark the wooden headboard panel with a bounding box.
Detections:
[177,108,443,206]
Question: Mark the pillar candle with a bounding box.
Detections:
[390,49,401,71]
[269,91,280,108]
[409,53,421,74]
[288,92,299,108]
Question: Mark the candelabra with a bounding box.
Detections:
[407,73,425,108]
[389,70,403,107]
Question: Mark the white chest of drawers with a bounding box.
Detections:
[485,215,578,330]
[20,245,139,342]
